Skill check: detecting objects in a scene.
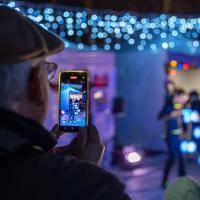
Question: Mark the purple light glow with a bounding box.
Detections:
[125,152,142,163]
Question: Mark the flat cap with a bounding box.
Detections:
[0,6,65,64]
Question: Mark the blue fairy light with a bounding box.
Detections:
[140,33,146,39]
[7,1,16,8]
[56,16,63,22]
[138,45,144,51]
[48,15,55,23]
[193,41,199,47]
[105,38,112,44]
[45,22,51,29]
[68,30,74,36]
[27,8,34,14]
[60,31,66,38]
[64,42,69,48]
[123,34,130,40]
[76,12,82,18]
[192,32,198,39]
[104,44,111,51]
[91,44,98,51]
[193,127,200,139]
[160,32,167,39]
[128,38,135,45]
[66,18,73,24]
[81,23,87,29]
[91,33,97,39]
[77,43,84,49]
[104,15,111,21]
[129,17,136,24]
[150,44,157,50]
[187,141,197,154]
[97,32,104,38]
[52,23,58,30]
[147,33,153,40]
[111,15,117,21]
[44,8,53,15]
[92,27,98,33]
[114,43,121,50]
[98,21,104,27]
[162,42,168,49]
[63,11,70,18]
[169,42,175,48]
[91,14,98,21]
[15,7,21,12]
[116,33,122,38]
[9,3,200,52]
[114,27,120,34]
[119,21,126,27]
[77,30,83,37]
[180,141,188,153]
[172,30,178,37]
[127,28,134,35]
[140,40,147,46]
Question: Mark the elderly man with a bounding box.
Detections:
[0,6,130,200]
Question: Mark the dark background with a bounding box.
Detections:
[20,0,200,14]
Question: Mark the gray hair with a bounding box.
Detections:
[0,59,41,109]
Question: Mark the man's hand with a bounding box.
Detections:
[51,125,105,167]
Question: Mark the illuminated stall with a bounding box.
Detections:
[166,52,200,161]
[166,53,200,93]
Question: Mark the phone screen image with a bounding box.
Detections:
[59,72,88,132]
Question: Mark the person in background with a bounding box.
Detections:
[184,90,200,151]
[158,80,176,120]
[164,80,176,104]
[0,6,131,200]
[158,88,188,188]
[186,90,200,113]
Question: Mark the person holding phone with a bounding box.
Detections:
[159,88,188,189]
[0,6,131,200]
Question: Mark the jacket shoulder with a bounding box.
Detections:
[26,154,131,200]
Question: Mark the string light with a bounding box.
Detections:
[169,69,177,76]
[4,2,200,51]
[167,61,200,71]
[170,60,177,67]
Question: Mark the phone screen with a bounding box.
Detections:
[59,72,88,132]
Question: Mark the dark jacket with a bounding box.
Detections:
[158,104,181,135]
[0,109,130,200]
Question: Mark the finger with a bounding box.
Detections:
[88,126,105,150]
[76,127,87,148]
[51,124,58,133]
[87,126,99,142]
[50,124,62,140]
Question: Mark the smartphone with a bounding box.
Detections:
[59,71,89,132]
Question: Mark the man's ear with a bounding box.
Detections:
[27,67,44,106]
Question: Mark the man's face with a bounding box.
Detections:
[173,94,188,105]
[38,64,49,122]
[26,60,50,124]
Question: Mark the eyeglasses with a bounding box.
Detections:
[43,61,58,80]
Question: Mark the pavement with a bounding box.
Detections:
[107,155,200,200]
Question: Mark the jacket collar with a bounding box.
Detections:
[0,109,56,153]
